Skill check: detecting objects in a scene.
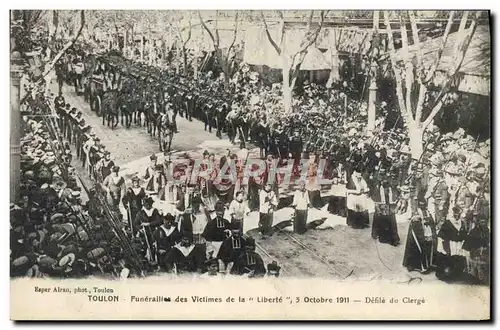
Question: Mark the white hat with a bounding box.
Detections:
[58,253,76,268]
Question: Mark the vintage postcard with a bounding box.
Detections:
[9,9,490,320]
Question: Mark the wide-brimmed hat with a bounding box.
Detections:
[58,253,76,268]
[399,185,410,193]
[444,164,460,176]
[441,133,454,142]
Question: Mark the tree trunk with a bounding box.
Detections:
[193,56,198,79]
[148,32,153,66]
[367,62,378,134]
[162,37,166,65]
[140,35,144,62]
[281,55,293,113]
[223,59,230,86]
[182,47,188,75]
[407,121,423,159]
[326,29,340,88]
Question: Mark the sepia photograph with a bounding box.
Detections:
[9,8,491,320]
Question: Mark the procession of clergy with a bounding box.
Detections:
[44,43,490,283]
[88,129,489,283]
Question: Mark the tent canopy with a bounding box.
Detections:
[243,25,373,70]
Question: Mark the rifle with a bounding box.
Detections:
[404,132,442,185]
[453,134,481,201]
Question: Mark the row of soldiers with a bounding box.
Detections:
[82,55,302,158]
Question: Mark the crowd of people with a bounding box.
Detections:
[11,95,132,278]
[11,38,490,285]
[15,79,282,279]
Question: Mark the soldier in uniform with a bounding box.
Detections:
[256,116,269,159]
[215,102,227,139]
[74,113,86,159]
[184,90,194,121]
[225,105,239,144]
[426,169,450,232]
[71,111,84,145]
[173,90,183,119]
[288,127,303,170]
[203,101,214,133]
[82,132,96,174]
[66,107,77,144]
[54,58,66,94]
[54,92,66,130]
[61,103,71,139]
[88,137,102,180]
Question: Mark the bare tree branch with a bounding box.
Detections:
[407,10,427,126]
[421,97,445,130]
[260,11,282,55]
[307,10,314,30]
[384,11,409,119]
[277,11,286,46]
[424,11,454,83]
[399,14,413,114]
[46,10,59,60]
[226,11,239,61]
[52,10,59,43]
[422,11,481,129]
[458,10,469,31]
[183,13,193,48]
[408,11,423,75]
[289,10,328,90]
[290,10,327,70]
[39,10,85,82]
[451,11,470,67]
[414,83,427,125]
[214,10,220,48]
[198,11,218,51]
[173,21,184,44]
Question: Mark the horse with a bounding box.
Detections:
[101,90,121,129]
[157,114,175,153]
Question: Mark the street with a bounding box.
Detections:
[56,83,260,165]
[55,83,429,282]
